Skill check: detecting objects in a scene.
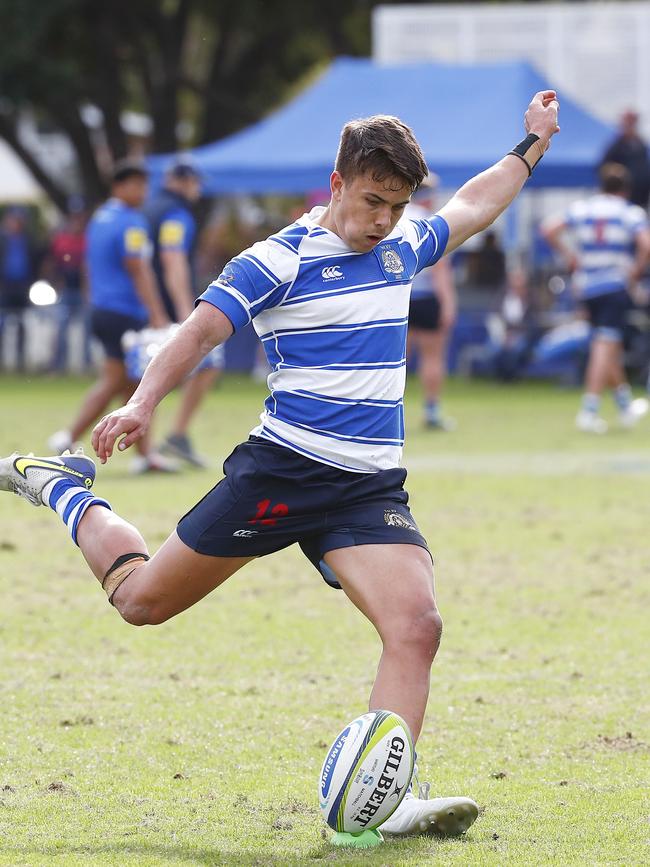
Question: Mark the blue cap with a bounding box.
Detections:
[168,158,200,180]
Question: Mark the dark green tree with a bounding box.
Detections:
[0,0,382,210]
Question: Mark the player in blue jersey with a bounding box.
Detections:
[407,175,457,430]
[2,91,560,840]
[543,163,650,433]
[47,161,176,473]
[144,161,222,467]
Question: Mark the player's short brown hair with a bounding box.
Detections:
[599,162,631,195]
[335,115,429,192]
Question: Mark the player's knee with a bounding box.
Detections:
[115,591,170,627]
[384,604,442,658]
[411,606,443,656]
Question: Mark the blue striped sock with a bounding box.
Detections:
[614,384,632,412]
[425,400,440,422]
[582,393,600,414]
[43,478,111,546]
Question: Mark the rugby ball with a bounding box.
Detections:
[319,710,414,833]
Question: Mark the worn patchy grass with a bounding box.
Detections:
[0,374,649,865]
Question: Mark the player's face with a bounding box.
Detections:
[329,171,412,252]
[118,176,149,208]
[181,176,201,203]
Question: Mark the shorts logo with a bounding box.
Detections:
[232,529,258,537]
[384,510,416,530]
[322,266,344,281]
[381,247,404,275]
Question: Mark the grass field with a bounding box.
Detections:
[1,373,649,866]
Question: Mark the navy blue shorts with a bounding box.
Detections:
[91,307,147,360]
[409,294,441,330]
[176,437,430,588]
[583,290,631,339]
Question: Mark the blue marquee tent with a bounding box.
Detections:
[149,58,614,193]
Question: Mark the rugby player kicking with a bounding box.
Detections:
[1,90,559,840]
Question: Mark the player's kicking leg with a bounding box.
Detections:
[0,449,252,622]
[323,543,478,838]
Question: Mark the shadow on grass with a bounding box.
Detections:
[0,840,347,866]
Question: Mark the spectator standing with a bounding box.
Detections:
[48,160,175,472]
[542,163,650,433]
[144,161,221,467]
[600,110,650,210]
[0,207,40,370]
[44,199,92,372]
[467,230,507,291]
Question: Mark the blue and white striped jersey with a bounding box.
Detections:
[565,193,648,299]
[406,202,439,300]
[199,206,449,472]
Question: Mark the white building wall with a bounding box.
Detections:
[373,2,650,137]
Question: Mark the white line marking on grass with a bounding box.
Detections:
[405,452,650,476]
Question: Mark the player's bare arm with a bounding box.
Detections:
[160,248,195,320]
[92,303,233,462]
[124,255,169,328]
[630,225,650,283]
[541,216,579,273]
[440,91,560,253]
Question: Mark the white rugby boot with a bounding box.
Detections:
[575,410,608,434]
[129,451,179,475]
[0,448,96,506]
[47,429,75,455]
[619,397,649,428]
[379,779,478,837]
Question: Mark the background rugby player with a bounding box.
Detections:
[48,160,176,473]
[406,174,458,431]
[144,161,222,468]
[543,163,650,434]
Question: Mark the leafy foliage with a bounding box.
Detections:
[0,0,381,209]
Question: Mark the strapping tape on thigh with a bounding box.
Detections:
[102,552,150,602]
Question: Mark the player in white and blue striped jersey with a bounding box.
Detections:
[543,163,650,433]
[1,91,561,841]
[198,191,448,472]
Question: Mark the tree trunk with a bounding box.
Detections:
[0,114,69,212]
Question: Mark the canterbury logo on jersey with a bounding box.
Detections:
[321,266,344,281]
[13,457,90,485]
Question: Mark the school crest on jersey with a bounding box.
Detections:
[381,247,405,275]
[375,242,406,283]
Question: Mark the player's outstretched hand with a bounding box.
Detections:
[92,401,152,464]
[524,90,560,148]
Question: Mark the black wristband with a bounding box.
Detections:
[508,133,545,176]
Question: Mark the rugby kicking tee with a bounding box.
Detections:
[1,91,560,842]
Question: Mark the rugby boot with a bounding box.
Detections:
[379,780,478,837]
[620,397,649,428]
[159,433,209,468]
[0,448,96,506]
[575,410,607,434]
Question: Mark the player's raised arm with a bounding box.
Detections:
[92,302,232,462]
[439,91,560,254]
